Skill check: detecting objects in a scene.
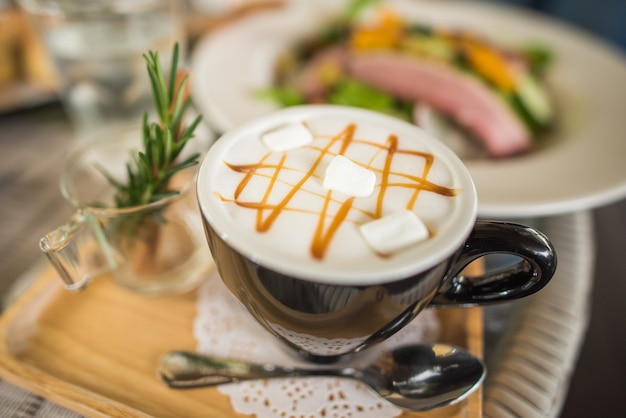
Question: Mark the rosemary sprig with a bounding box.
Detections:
[98,43,202,209]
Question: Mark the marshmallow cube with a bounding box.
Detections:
[261,123,313,152]
[323,155,375,197]
[360,210,429,255]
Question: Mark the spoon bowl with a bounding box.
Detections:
[159,343,485,411]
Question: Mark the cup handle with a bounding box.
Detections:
[39,209,118,291]
[429,221,557,306]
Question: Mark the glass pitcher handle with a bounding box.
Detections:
[39,209,118,291]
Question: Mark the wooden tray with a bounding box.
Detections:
[0,267,483,418]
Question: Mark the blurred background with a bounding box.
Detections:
[1,0,624,417]
[486,0,626,52]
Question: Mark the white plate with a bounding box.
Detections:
[191,0,626,218]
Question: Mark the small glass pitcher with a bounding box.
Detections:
[40,125,213,295]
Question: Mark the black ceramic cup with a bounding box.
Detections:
[197,106,557,362]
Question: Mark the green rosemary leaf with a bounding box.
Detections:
[137,152,152,183]
[95,164,124,191]
[163,128,174,171]
[180,115,203,145]
[144,136,154,170]
[170,100,192,136]
[126,162,135,187]
[152,191,180,201]
[152,52,171,123]
[144,54,166,121]
[170,153,201,172]
[171,75,188,123]
[142,113,151,145]
[168,43,180,104]
[151,126,162,169]
[146,51,169,122]
[98,43,201,210]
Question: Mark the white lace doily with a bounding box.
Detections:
[193,270,441,418]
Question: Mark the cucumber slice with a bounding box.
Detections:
[516,74,553,127]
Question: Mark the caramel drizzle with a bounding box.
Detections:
[220,123,458,260]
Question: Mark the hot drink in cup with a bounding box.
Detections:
[197,105,556,362]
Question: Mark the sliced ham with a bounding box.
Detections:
[347,53,530,157]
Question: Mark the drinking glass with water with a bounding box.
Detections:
[17,0,185,137]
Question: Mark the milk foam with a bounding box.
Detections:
[198,106,477,284]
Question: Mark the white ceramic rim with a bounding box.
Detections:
[197,105,477,285]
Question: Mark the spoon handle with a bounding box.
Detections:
[159,351,343,388]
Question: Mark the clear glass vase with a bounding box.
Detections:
[40,125,213,295]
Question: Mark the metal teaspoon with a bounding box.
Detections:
[158,343,485,411]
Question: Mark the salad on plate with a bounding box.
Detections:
[259,0,555,158]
